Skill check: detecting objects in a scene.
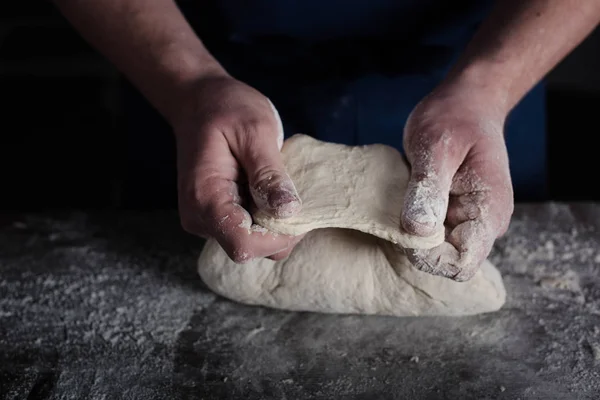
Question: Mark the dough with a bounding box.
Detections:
[198,135,507,316]
[199,229,505,316]
[253,134,444,249]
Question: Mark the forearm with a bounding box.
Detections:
[443,0,600,113]
[53,0,228,123]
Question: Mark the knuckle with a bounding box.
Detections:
[221,117,278,158]
[240,118,263,136]
[200,114,232,133]
[192,121,223,142]
[252,165,284,188]
[237,118,273,142]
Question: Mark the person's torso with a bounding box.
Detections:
[207,0,493,45]
[176,0,547,200]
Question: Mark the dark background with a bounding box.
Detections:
[1,2,599,211]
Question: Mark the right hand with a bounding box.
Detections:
[173,75,303,263]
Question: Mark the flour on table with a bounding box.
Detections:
[198,134,506,317]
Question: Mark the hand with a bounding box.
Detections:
[401,83,514,281]
[173,75,303,262]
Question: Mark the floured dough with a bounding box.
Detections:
[254,134,444,249]
[199,229,505,316]
[198,135,507,316]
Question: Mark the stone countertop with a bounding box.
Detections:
[1,204,600,400]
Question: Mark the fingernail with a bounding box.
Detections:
[269,189,296,208]
[410,206,436,228]
[403,205,436,236]
[268,189,301,218]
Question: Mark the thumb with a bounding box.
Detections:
[248,157,302,219]
[402,138,463,237]
[237,103,302,219]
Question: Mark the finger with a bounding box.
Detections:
[445,188,512,280]
[228,103,302,219]
[267,233,305,261]
[443,194,494,280]
[445,219,496,281]
[183,135,299,263]
[446,191,512,233]
[401,130,468,237]
[406,242,461,279]
[409,176,513,282]
[446,191,488,228]
[406,219,494,282]
[206,193,299,263]
[447,138,513,227]
[408,197,504,282]
[268,250,292,261]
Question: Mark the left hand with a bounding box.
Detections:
[401,82,514,281]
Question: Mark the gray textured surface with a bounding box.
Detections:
[1,204,600,400]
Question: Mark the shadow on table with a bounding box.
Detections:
[82,211,210,292]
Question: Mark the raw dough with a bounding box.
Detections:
[198,134,507,316]
[199,229,505,316]
[253,134,444,249]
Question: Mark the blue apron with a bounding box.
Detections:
[125,0,546,205]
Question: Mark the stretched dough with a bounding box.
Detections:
[198,135,507,316]
[253,134,444,249]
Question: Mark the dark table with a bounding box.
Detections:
[1,204,600,400]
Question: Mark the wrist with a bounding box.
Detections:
[438,60,516,117]
[409,62,511,140]
[157,50,230,125]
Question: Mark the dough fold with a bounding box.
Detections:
[198,134,507,317]
[254,134,444,249]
